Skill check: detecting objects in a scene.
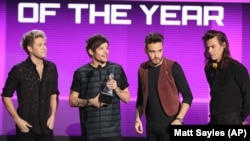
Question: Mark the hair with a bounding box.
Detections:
[85,34,109,58]
[202,29,231,69]
[20,29,46,55]
[145,32,164,49]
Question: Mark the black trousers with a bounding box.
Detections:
[146,127,170,141]
[17,133,54,141]
[208,112,242,125]
[16,129,54,141]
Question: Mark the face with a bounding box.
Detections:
[205,36,225,63]
[90,42,109,65]
[28,37,47,59]
[145,42,163,67]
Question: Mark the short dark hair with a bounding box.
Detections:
[145,32,164,48]
[85,34,109,58]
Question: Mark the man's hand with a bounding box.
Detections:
[90,94,107,108]
[135,119,143,134]
[15,118,32,133]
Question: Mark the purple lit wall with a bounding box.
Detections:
[1,0,250,138]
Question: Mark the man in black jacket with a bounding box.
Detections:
[202,29,250,124]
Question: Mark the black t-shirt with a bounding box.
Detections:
[146,65,172,129]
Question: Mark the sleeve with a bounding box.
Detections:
[1,66,19,97]
[235,64,250,120]
[136,69,143,107]
[119,67,129,90]
[70,70,81,93]
[172,62,193,105]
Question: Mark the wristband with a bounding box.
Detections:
[175,118,183,124]
[85,99,89,107]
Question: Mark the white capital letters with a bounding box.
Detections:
[68,4,89,24]
[140,5,159,25]
[40,3,60,23]
[111,4,131,24]
[161,5,181,25]
[182,6,202,26]
[18,3,39,23]
[204,6,224,26]
[89,4,110,24]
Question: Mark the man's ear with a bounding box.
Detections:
[88,49,94,56]
[27,46,32,52]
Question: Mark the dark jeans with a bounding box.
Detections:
[209,112,242,125]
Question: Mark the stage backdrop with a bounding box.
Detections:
[1,0,250,138]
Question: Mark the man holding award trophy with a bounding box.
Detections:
[69,33,130,141]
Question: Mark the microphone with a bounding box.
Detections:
[97,65,102,82]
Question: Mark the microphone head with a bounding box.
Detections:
[87,71,93,78]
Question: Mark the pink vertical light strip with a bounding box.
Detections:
[0,0,6,134]
[211,6,242,61]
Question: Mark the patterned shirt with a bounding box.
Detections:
[1,57,59,134]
